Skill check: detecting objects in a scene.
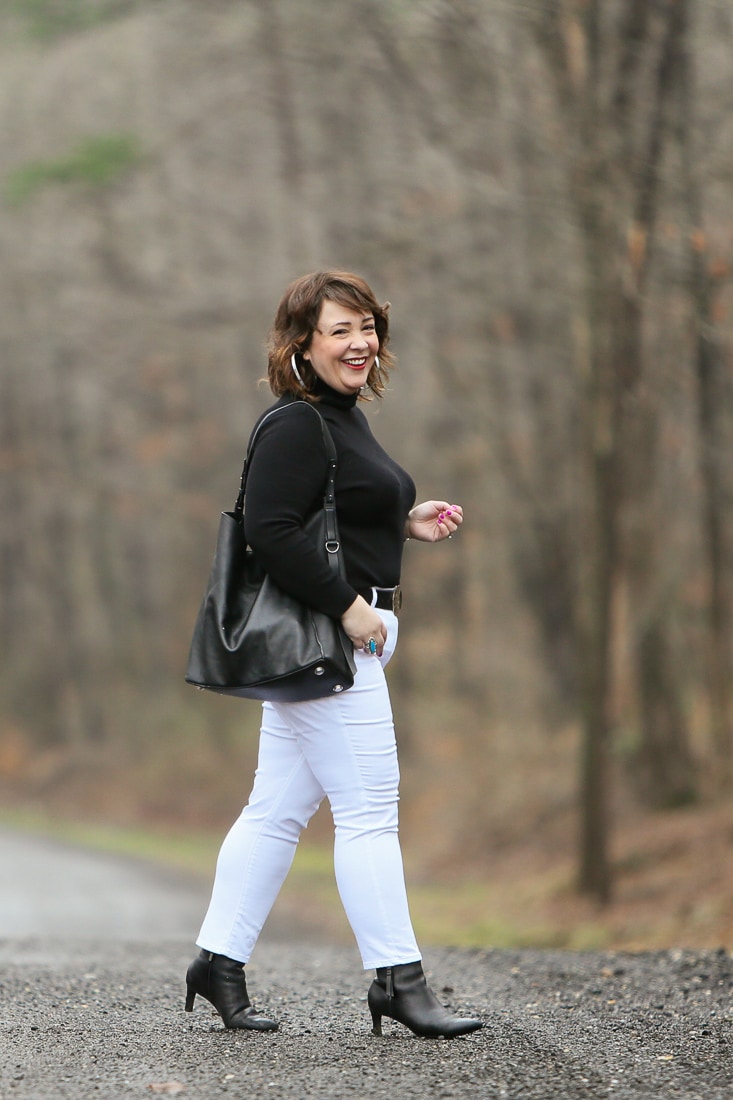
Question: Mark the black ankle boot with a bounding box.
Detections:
[368,961,482,1039]
[185,950,278,1031]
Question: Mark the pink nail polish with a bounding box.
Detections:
[446,509,453,516]
[439,513,445,521]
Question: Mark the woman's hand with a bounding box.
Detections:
[340,595,387,657]
[405,501,463,543]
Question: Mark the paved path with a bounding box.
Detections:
[1,830,732,1099]
[0,827,208,939]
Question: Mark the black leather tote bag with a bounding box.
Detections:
[185,403,356,702]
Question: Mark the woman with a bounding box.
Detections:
[185,271,482,1039]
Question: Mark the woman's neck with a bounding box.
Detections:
[312,377,359,409]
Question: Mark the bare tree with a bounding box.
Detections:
[532,0,696,900]
[677,7,733,787]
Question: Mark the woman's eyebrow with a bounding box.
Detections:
[327,314,375,330]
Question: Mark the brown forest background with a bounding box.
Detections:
[1,0,733,929]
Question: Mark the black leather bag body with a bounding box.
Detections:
[185,403,357,702]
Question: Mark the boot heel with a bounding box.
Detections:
[370,1007,383,1036]
[185,986,196,1012]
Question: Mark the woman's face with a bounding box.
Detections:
[303,300,380,395]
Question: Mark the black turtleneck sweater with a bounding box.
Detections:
[244,381,416,619]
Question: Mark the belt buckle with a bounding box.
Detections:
[391,585,402,614]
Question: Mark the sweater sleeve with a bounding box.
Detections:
[243,402,358,619]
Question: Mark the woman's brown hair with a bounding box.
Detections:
[266,271,394,400]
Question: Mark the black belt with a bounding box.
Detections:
[360,585,402,614]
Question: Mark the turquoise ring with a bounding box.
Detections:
[368,638,377,655]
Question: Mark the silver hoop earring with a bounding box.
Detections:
[290,352,305,388]
[364,356,384,395]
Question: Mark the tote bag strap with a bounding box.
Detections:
[233,401,341,574]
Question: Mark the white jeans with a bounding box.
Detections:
[196,609,421,970]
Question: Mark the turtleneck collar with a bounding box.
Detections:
[312,376,359,409]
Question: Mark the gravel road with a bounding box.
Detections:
[1,831,732,1099]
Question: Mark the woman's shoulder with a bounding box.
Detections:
[247,397,331,466]
[252,396,324,440]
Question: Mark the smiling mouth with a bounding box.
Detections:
[343,357,368,368]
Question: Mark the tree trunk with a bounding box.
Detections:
[678,16,733,785]
[635,615,697,807]
[534,0,695,900]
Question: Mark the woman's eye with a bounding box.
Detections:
[329,324,374,337]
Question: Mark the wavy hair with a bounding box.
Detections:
[266,271,394,401]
